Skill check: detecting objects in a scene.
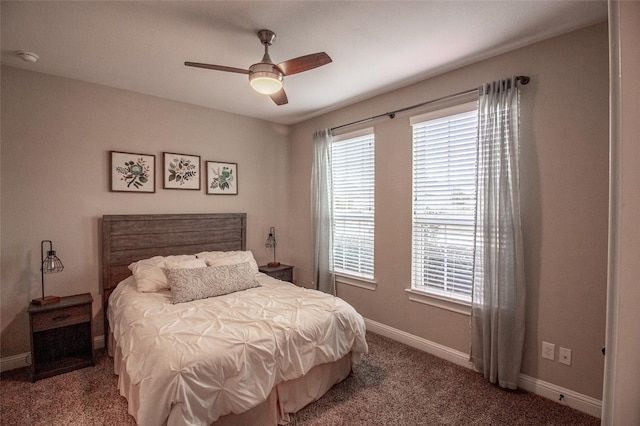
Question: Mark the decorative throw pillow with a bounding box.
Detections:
[195,251,259,274]
[128,255,205,293]
[167,262,260,304]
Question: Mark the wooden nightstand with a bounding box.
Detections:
[28,293,95,382]
[259,264,294,283]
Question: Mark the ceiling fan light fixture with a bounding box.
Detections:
[249,72,282,95]
[249,63,283,95]
[250,74,283,95]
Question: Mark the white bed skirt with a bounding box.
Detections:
[109,332,352,425]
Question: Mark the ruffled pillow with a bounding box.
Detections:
[167,262,260,304]
[128,255,206,292]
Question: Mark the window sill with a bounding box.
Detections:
[405,288,471,315]
[336,274,377,291]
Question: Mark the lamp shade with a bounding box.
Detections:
[43,250,64,273]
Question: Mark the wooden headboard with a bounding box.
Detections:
[102,213,247,334]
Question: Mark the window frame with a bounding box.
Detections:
[409,101,479,309]
[331,127,376,285]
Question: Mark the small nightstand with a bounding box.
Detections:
[259,264,294,283]
[28,293,95,382]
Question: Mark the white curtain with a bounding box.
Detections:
[311,129,335,295]
[471,77,526,389]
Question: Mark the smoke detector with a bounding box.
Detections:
[17,51,39,63]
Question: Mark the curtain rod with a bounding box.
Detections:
[330,75,530,132]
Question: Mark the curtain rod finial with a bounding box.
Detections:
[517,75,530,85]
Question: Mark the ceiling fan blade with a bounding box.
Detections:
[277,52,332,76]
[270,88,288,106]
[184,62,250,75]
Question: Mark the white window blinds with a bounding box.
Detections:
[332,129,375,279]
[411,103,478,302]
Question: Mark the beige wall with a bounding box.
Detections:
[0,67,292,356]
[289,23,609,399]
[603,1,640,423]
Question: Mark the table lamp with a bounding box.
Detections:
[33,240,63,305]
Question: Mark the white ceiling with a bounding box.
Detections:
[1,1,607,125]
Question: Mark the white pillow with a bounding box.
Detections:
[195,251,259,275]
[128,255,206,292]
[167,262,260,304]
[164,258,205,269]
[128,254,196,268]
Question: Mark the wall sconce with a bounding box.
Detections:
[264,227,280,267]
[33,240,64,305]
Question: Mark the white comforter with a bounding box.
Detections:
[108,273,368,425]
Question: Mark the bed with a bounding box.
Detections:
[102,213,367,425]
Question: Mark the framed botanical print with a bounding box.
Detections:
[206,161,238,195]
[163,152,201,190]
[110,151,155,193]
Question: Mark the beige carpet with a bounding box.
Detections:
[1,332,599,425]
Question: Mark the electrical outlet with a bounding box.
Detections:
[559,347,572,365]
[542,341,555,360]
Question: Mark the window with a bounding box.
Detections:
[332,128,375,279]
[411,102,478,303]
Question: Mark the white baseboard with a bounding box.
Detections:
[0,352,31,373]
[364,318,474,369]
[1,334,106,373]
[364,318,602,419]
[518,373,602,418]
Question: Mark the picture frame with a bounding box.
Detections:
[163,152,201,190]
[110,151,155,193]
[206,161,238,195]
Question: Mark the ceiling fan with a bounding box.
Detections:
[185,29,332,106]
